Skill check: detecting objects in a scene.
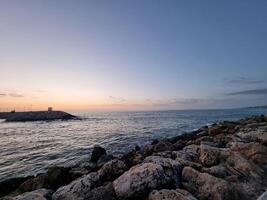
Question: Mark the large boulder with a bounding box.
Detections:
[143,156,181,187]
[113,162,175,199]
[229,142,267,165]
[52,172,101,200]
[90,145,106,163]
[98,159,127,182]
[225,152,264,179]
[148,188,197,200]
[236,129,267,145]
[182,167,241,200]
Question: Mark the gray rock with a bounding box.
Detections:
[7,189,53,200]
[98,159,127,182]
[143,156,181,187]
[113,156,182,199]
[52,172,101,200]
[113,163,168,199]
[84,184,116,200]
[148,188,197,200]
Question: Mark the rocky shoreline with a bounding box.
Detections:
[1,115,267,200]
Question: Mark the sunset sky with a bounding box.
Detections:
[0,0,267,111]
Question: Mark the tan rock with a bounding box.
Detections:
[182,167,241,200]
[229,142,267,165]
[199,144,228,167]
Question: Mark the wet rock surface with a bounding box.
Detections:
[1,115,267,200]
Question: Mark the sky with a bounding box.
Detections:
[0,0,267,111]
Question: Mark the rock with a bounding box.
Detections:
[153,151,173,159]
[113,163,173,199]
[97,154,114,167]
[230,142,267,164]
[208,125,223,136]
[121,149,144,168]
[52,172,101,200]
[143,156,181,187]
[69,167,89,179]
[80,161,98,171]
[0,177,31,197]
[8,189,53,200]
[172,140,186,150]
[202,164,229,178]
[90,145,107,163]
[84,183,116,200]
[237,130,267,145]
[19,175,46,192]
[182,144,200,162]
[44,166,72,190]
[199,144,226,167]
[257,191,267,200]
[98,159,127,182]
[140,144,154,157]
[225,152,264,179]
[182,167,241,200]
[148,188,197,200]
[153,141,173,152]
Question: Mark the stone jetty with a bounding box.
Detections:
[0,111,78,122]
[0,114,266,200]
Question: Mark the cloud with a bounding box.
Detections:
[226,88,267,96]
[8,93,24,98]
[225,77,264,84]
[172,98,201,105]
[109,96,126,102]
[35,89,45,93]
[0,93,6,97]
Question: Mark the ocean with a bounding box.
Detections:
[0,108,266,181]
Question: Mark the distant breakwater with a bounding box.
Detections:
[0,111,78,122]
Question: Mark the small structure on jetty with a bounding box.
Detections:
[0,110,78,122]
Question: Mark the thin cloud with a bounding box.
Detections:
[109,96,126,102]
[0,93,6,97]
[35,89,45,93]
[225,77,264,84]
[9,93,24,98]
[226,88,267,96]
[173,98,201,105]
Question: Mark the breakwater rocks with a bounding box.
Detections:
[1,115,267,200]
[0,111,78,122]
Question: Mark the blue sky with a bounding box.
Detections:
[0,0,267,111]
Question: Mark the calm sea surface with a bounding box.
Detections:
[0,108,266,181]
